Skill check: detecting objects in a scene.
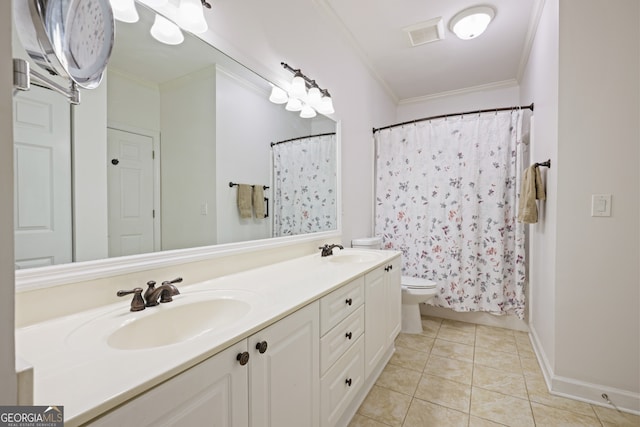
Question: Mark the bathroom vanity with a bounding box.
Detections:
[15,248,401,427]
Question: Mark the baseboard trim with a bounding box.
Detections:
[529,325,640,415]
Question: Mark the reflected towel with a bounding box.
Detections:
[253,186,265,219]
[518,165,546,223]
[237,184,253,219]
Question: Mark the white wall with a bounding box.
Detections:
[107,69,161,132]
[519,0,559,375]
[522,0,640,411]
[0,0,16,404]
[72,82,109,262]
[397,83,520,122]
[554,0,639,403]
[160,67,217,250]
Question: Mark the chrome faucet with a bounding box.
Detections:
[319,244,344,257]
[117,277,182,311]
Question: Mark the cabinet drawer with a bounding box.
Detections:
[320,336,364,427]
[320,277,364,335]
[320,305,364,375]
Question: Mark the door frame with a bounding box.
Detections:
[107,122,162,252]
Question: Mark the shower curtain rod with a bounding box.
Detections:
[372,103,534,133]
[270,132,336,147]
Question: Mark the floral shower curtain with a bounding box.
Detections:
[272,134,337,237]
[374,110,526,318]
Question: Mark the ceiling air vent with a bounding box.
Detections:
[403,17,445,47]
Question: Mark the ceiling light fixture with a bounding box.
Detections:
[270,62,334,118]
[449,6,495,40]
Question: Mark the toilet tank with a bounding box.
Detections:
[351,237,382,249]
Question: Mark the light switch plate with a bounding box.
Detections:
[591,194,612,217]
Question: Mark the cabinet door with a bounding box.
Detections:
[364,266,386,378]
[385,256,402,347]
[87,341,249,427]
[248,302,320,427]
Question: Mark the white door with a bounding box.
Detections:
[364,266,386,378]
[107,128,155,257]
[13,86,72,269]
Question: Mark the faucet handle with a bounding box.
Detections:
[162,277,183,285]
[117,287,145,312]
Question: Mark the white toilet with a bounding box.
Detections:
[351,237,438,334]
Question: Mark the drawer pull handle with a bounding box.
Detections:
[345,298,353,306]
[236,351,250,366]
[255,340,268,354]
[345,378,352,387]
[345,332,353,340]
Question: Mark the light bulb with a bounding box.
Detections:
[269,86,288,104]
[290,74,307,99]
[300,104,317,118]
[285,97,303,112]
[110,0,139,23]
[307,87,322,106]
[316,95,334,115]
[178,0,208,33]
[150,14,184,45]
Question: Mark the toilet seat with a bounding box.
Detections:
[401,276,436,290]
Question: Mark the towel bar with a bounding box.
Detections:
[534,159,551,168]
[228,182,270,190]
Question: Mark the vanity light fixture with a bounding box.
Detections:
[110,0,139,23]
[449,6,495,40]
[270,62,335,118]
[177,0,208,33]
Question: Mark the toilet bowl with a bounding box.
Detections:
[401,276,437,334]
[351,237,438,334]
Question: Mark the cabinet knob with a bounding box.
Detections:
[384,266,389,272]
[236,351,250,366]
[255,340,268,354]
[345,332,352,340]
[345,298,353,306]
[345,378,352,387]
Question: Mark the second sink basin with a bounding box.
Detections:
[108,298,251,350]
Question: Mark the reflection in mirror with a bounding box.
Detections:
[12,2,338,270]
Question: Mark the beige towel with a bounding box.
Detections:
[518,165,546,223]
[253,186,265,219]
[237,184,253,219]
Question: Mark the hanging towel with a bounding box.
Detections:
[517,165,546,223]
[253,185,265,219]
[237,184,253,219]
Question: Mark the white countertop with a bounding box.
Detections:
[16,249,400,426]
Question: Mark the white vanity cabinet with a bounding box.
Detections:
[319,278,365,426]
[364,257,401,378]
[86,340,250,427]
[84,303,319,427]
[248,301,320,427]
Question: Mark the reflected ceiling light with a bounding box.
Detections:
[285,97,303,112]
[178,0,208,34]
[145,0,168,6]
[300,104,317,119]
[110,0,139,23]
[275,62,335,118]
[449,6,495,40]
[269,86,289,104]
[150,14,184,45]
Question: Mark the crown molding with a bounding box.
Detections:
[517,0,546,81]
[398,79,519,105]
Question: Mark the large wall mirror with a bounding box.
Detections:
[12,2,339,282]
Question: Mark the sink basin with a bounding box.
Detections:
[65,289,258,351]
[108,298,251,350]
[328,250,382,263]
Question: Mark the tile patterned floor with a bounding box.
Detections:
[349,316,640,427]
